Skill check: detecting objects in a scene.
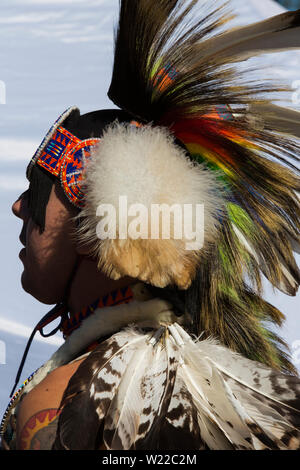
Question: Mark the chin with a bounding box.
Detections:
[21,271,64,305]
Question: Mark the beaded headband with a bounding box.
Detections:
[26,107,101,208]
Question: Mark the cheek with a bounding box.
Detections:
[21,218,78,304]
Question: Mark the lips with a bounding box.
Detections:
[19,234,26,247]
[19,225,27,247]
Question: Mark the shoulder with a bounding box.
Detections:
[16,357,86,450]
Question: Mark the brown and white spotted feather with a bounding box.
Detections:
[134,330,178,450]
[103,330,169,449]
[163,375,205,449]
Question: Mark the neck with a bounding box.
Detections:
[67,257,137,316]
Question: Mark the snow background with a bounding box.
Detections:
[0,0,299,419]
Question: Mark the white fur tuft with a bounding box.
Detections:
[77,122,224,288]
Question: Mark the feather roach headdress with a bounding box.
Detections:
[80,0,300,372]
[25,0,300,372]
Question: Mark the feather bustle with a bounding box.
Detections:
[53,324,300,450]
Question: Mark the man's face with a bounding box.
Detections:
[12,180,79,305]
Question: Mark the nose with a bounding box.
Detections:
[12,197,22,219]
[12,190,29,220]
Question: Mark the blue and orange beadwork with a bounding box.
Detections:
[27,106,78,180]
[36,127,81,177]
[26,106,101,209]
[60,137,100,208]
[36,125,100,208]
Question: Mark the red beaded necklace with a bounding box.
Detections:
[61,285,134,338]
